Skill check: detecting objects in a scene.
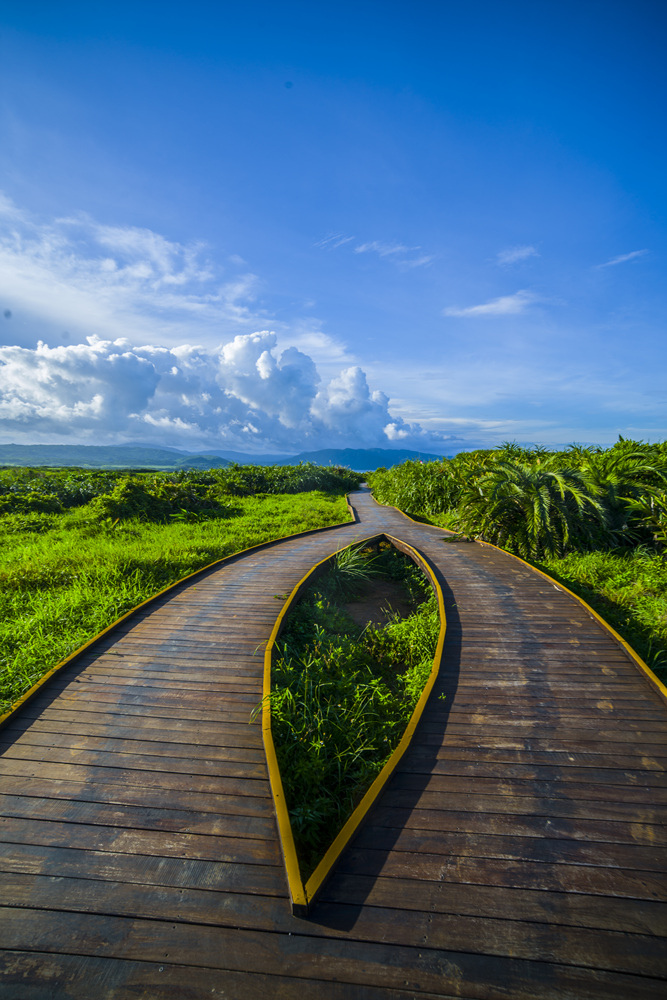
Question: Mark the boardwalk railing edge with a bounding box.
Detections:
[262,531,448,917]
[371,494,667,705]
[0,496,359,731]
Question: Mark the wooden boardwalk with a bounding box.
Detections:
[1,489,666,999]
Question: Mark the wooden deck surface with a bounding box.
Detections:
[1,489,666,999]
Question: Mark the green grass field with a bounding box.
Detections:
[0,490,351,714]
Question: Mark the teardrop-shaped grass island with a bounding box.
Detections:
[256,536,444,910]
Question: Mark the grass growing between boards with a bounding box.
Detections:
[0,490,351,714]
[265,541,441,880]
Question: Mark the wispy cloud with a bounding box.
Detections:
[0,192,23,219]
[315,232,433,268]
[354,240,433,268]
[398,253,435,269]
[596,249,649,268]
[0,196,265,347]
[354,241,411,257]
[313,233,356,250]
[443,289,538,317]
[496,245,539,266]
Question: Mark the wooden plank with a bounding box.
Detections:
[415,721,667,742]
[339,847,667,899]
[352,824,667,872]
[411,732,667,756]
[1,728,267,763]
[4,714,264,746]
[389,772,667,805]
[45,675,264,696]
[0,794,277,841]
[0,951,462,1000]
[18,694,261,723]
[440,702,667,720]
[0,816,282,865]
[2,873,665,978]
[410,755,667,786]
[382,786,667,824]
[1,908,662,1000]
[0,756,270,792]
[369,804,667,846]
[418,744,667,769]
[322,873,667,935]
[0,842,285,894]
[0,774,273,818]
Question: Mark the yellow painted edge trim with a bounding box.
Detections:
[370,491,667,705]
[262,531,382,913]
[477,539,667,704]
[366,489,458,534]
[263,531,447,914]
[305,534,446,908]
[0,495,357,731]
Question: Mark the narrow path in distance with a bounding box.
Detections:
[1,489,666,999]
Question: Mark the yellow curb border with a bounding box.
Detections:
[0,495,358,731]
[478,539,667,704]
[262,531,447,916]
[369,493,667,704]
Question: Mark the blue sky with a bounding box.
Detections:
[0,0,665,454]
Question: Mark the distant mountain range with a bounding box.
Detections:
[0,443,447,471]
[0,444,228,470]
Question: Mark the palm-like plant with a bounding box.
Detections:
[452,461,608,559]
[575,445,667,546]
[621,489,667,550]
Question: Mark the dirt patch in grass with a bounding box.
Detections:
[343,578,416,629]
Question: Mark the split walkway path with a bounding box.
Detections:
[1,490,666,998]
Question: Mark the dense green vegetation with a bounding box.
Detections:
[0,463,362,713]
[368,438,667,682]
[264,541,440,879]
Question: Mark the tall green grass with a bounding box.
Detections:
[265,542,440,877]
[0,491,351,714]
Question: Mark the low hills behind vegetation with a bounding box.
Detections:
[0,443,444,471]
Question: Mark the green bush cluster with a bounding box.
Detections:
[368,438,667,560]
[0,462,363,521]
[88,478,233,522]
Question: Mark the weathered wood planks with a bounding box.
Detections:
[1,489,666,998]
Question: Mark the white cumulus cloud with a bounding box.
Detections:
[0,332,434,452]
[0,195,447,453]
